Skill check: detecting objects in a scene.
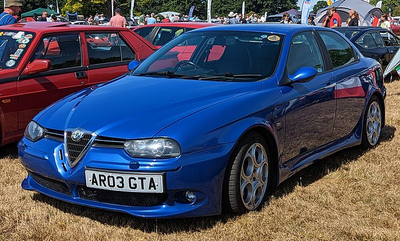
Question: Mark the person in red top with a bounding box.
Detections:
[162,14,171,23]
[328,7,342,28]
[371,13,380,27]
[110,8,126,28]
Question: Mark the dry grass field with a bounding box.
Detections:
[1,81,400,241]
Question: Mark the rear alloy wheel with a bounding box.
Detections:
[362,96,382,148]
[226,132,270,214]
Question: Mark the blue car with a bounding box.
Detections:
[19,24,385,218]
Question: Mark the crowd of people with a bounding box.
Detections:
[0,0,396,30]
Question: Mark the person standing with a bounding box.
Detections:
[37,11,48,21]
[327,7,342,28]
[162,14,170,23]
[146,13,156,25]
[347,9,359,26]
[110,8,126,28]
[379,14,390,30]
[0,0,22,26]
[280,13,293,24]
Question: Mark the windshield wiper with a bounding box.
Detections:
[199,73,263,81]
[135,71,188,78]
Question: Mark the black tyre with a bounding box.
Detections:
[362,96,383,148]
[225,132,270,214]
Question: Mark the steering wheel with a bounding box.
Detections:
[175,60,201,71]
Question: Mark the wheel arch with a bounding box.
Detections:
[221,124,280,212]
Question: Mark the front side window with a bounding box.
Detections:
[153,27,185,46]
[0,30,35,69]
[30,33,81,70]
[319,31,356,69]
[356,33,378,49]
[287,31,325,75]
[133,31,284,82]
[85,33,135,65]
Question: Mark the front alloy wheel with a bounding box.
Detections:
[225,132,270,214]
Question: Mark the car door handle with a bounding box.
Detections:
[75,71,87,79]
[324,82,336,89]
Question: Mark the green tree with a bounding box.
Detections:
[313,1,327,14]
[370,0,400,16]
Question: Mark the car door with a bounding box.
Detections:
[0,30,35,144]
[354,31,386,66]
[282,31,336,165]
[318,30,369,140]
[17,32,88,130]
[85,32,137,86]
[379,30,400,64]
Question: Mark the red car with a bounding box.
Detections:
[0,22,156,146]
[133,22,216,47]
[390,20,400,36]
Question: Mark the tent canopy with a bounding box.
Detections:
[315,0,383,26]
[21,8,58,18]
[157,11,180,18]
[280,9,301,16]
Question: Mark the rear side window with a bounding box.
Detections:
[356,33,378,49]
[85,33,136,65]
[30,33,81,70]
[319,31,356,69]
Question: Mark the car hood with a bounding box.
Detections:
[37,76,261,139]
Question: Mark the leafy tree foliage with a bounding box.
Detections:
[370,0,400,16]
[312,1,328,14]
[19,0,297,19]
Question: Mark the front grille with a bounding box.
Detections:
[66,131,93,167]
[29,172,72,196]
[93,136,125,148]
[44,128,64,141]
[78,186,168,206]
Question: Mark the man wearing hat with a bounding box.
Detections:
[0,0,22,25]
[228,12,238,24]
[110,8,126,28]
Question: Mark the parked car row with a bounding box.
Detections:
[336,26,400,70]
[17,24,385,218]
[0,22,156,146]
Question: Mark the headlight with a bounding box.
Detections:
[24,121,44,142]
[124,138,181,158]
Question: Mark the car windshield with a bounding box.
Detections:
[132,31,283,82]
[0,30,35,69]
[337,30,360,39]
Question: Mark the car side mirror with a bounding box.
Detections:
[128,60,140,71]
[288,67,318,83]
[22,59,51,75]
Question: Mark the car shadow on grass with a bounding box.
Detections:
[31,125,396,233]
[0,143,18,159]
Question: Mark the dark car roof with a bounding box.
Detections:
[135,22,216,29]
[0,22,129,33]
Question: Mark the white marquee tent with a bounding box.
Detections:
[314,0,383,26]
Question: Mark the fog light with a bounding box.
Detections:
[185,191,196,203]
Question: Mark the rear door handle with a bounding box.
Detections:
[75,71,87,79]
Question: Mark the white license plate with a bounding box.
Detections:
[85,169,164,193]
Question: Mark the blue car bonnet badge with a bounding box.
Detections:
[71,129,84,142]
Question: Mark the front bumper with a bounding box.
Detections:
[19,138,235,218]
